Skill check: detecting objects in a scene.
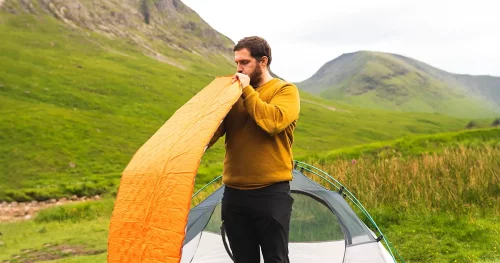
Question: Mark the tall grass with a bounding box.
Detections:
[192,145,500,218]
[309,146,500,219]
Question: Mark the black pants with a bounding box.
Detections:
[221,181,294,263]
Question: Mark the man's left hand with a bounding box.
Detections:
[232,73,250,89]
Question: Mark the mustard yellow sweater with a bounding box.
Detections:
[208,78,300,189]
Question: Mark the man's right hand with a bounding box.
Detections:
[232,73,250,89]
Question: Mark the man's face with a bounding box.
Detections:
[234,48,262,87]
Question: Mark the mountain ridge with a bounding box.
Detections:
[1,0,235,68]
[297,51,500,118]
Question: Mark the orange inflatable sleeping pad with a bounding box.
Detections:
[107,76,241,263]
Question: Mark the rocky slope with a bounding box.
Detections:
[0,195,101,222]
[1,0,235,66]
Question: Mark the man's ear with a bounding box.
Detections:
[260,56,269,67]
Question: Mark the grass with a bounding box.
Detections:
[0,13,484,201]
[1,145,499,263]
[0,212,110,262]
[380,214,499,263]
[0,13,231,201]
[0,199,114,262]
[303,146,500,263]
[38,254,108,263]
[35,198,115,223]
[309,145,500,217]
[308,127,500,161]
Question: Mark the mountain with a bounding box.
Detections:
[297,51,500,118]
[0,1,485,201]
[1,0,235,66]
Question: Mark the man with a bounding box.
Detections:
[207,36,300,263]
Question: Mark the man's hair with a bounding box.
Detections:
[234,36,272,68]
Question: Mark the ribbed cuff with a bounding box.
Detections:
[241,85,255,99]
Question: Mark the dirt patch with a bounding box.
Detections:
[0,195,101,223]
[0,0,5,8]
[3,244,106,263]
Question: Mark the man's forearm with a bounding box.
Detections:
[241,85,300,135]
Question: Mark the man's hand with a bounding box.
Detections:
[231,73,250,89]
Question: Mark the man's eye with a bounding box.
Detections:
[235,61,249,65]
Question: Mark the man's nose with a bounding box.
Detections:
[237,64,243,73]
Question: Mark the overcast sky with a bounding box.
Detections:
[183,0,500,82]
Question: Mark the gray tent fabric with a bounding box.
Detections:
[181,169,396,263]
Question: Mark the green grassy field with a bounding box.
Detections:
[0,201,111,263]
[1,13,489,201]
[1,138,498,263]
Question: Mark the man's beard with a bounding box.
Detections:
[249,66,263,87]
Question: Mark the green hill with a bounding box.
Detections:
[298,51,500,118]
[0,3,490,201]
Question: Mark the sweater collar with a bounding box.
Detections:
[255,78,279,91]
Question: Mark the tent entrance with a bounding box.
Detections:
[182,191,347,263]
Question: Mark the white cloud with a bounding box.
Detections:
[183,0,500,82]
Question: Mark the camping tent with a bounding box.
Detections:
[181,161,403,263]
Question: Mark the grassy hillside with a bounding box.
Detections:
[0,12,234,200]
[305,127,500,161]
[0,13,484,201]
[394,54,500,105]
[298,51,500,118]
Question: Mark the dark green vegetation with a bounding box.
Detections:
[298,51,500,118]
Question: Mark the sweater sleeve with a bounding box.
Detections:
[241,84,300,135]
[206,120,225,150]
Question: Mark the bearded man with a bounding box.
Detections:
[207,36,300,263]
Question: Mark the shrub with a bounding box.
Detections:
[492,117,500,127]
[465,120,479,129]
